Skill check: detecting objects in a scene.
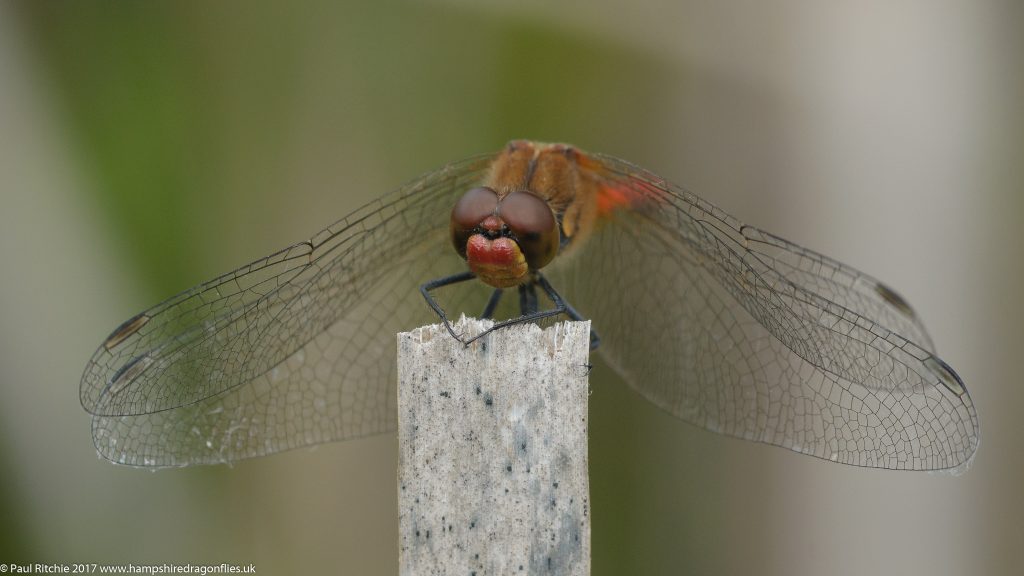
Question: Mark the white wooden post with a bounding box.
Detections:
[398,317,592,575]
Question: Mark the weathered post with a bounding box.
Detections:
[398,317,591,575]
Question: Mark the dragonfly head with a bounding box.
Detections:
[451,186,559,288]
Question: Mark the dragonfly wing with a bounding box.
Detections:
[83,156,493,466]
[547,155,979,470]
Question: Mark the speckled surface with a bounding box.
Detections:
[398,318,591,575]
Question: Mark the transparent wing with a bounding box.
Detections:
[82,156,494,466]
[546,155,979,471]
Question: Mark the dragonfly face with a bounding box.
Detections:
[450,187,559,288]
[81,140,980,471]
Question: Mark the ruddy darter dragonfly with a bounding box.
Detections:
[81,140,980,471]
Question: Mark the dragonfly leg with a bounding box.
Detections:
[466,273,601,351]
[420,271,477,343]
[536,274,601,350]
[518,282,539,315]
[481,288,504,319]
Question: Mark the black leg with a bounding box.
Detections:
[420,271,477,342]
[464,273,601,350]
[464,277,565,347]
[536,275,601,350]
[518,283,539,315]
[422,270,600,351]
[481,288,504,319]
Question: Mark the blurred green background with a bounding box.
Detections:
[1,1,1021,574]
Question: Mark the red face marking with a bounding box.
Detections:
[465,235,529,288]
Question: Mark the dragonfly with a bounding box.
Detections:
[81,140,980,471]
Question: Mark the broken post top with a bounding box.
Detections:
[403,316,590,357]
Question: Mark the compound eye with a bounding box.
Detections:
[498,191,559,270]
[451,187,499,258]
